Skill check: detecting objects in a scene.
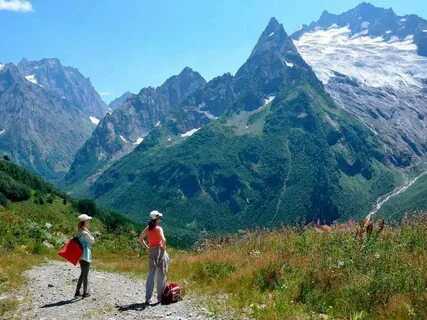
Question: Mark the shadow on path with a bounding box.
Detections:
[41,298,80,308]
[116,302,161,312]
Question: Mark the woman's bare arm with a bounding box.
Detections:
[159,227,166,249]
[138,227,149,249]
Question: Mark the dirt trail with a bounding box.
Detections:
[7,261,215,320]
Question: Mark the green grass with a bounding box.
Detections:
[73,216,427,320]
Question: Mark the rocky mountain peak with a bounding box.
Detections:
[158,67,206,106]
[249,17,297,59]
[17,58,107,117]
[0,63,30,93]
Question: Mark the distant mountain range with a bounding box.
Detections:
[3,2,427,235]
[82,17,400,236]
[0,58,107,181]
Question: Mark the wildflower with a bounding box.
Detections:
[249,250,261,256]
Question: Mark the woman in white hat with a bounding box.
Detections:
[75,214,95,298]
[139,210,169,304]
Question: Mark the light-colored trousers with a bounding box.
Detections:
[145,247,169,302]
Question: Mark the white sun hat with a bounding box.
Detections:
[149,210,163,220]
[78,214,93,222]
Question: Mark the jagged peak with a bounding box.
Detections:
[162,67,206,89]
[18,57,62,68]
[180,66,196,75]
[249,17,296,59]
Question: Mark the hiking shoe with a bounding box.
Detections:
[74,292,81,298]
[82,293,91,298]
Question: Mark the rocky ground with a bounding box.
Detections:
[7,261,216,320]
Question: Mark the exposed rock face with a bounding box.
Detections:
[17,58,107,118]
[108,91,135,111]
[292,3,427,165]
[64,68,207,191]
[0,63,94,181]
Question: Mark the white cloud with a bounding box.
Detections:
[0,0,33,12]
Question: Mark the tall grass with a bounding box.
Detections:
[93,216,427,320]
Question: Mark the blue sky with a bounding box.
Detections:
[1,0,427,102]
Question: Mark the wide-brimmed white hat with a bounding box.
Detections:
[149,210,163,220]
[78,214,93,222]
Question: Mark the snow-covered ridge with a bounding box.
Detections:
[294,25,427,90]
[0,64,4,71]
[181,128,200,138]
[89,116,100,125]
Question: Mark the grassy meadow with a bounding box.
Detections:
[83,216,427,320]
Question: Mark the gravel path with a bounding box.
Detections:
[10,261,215,320]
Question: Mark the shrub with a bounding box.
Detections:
[0,172,31,202]
[253,263,283,291]
[0,192,8,207]
[46,195,54,204]
[76,199,97,217]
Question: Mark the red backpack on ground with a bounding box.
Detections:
[161,283,182,305]
[58,237,83,266]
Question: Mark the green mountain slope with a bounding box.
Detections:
[0,158,139,252]
[89,25,401,237]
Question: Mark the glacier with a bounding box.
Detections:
[294,25,427,91]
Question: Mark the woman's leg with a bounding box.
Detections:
[81,261,90,295]
[145,249,156,303]
[75,261,85,296]
[156,254,167,301]
[156,265,166,301]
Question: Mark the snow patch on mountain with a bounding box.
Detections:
[133,137,144,145]
[284,60,294,68]
[199,110,218,120]
[361,21,370,29]
[181,128,200,137]
[89,116,100,125]
[0,129,5,136]
[0,64,4,71]
[294,25,427,90]
[25,74,39,85]
[263,96,275,106]
[119,135,128,143]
